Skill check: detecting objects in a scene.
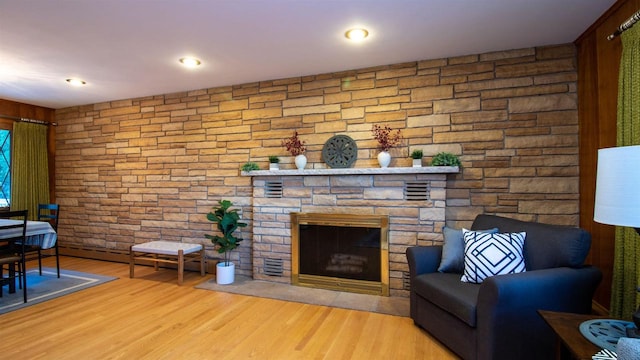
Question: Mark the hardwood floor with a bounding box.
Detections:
[0,256,458,359]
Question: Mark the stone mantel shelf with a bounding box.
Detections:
[241,166,459,177]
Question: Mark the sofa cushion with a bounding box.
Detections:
[471,214,591,271]
[461,230,526,283]
[413,272,481,327]
[438,226,498,273]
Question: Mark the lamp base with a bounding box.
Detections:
[626,228,640,338]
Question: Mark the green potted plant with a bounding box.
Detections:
[205,199,247,284]
[241,161,260,172]
[410,149,423,167]
[268,155,280,170]
[430,152,461,167]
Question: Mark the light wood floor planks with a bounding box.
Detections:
[0,256,458,359]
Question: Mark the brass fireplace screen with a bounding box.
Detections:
[291,212,389,296]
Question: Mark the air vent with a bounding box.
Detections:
[264,258,284,276]
[405,181,429,201]
[403,271,411,291]
[265,180,283,198]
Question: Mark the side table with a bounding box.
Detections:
[538,310,608,360]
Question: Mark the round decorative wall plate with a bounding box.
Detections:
[322,135,357,168]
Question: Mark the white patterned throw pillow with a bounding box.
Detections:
[461,229,526,284]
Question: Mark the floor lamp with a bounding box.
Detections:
[594,145,640,336]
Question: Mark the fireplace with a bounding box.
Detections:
[245,167,456,297]
[291,212,389,296]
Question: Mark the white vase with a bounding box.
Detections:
[295,154,307,170]
[377,151,391,168]
[269,163,279,170]
[216,261,235,285]
[412,158,422,167]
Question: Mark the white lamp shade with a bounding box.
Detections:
[594,145,640,228]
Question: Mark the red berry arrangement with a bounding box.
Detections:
[372,124,402,152]
[282,131,306,156]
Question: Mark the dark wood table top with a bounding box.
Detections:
[538,310,611,360]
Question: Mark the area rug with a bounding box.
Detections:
[196,275,409,317]
[0,267,117,315]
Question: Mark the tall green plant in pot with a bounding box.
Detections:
[205,200,247,284]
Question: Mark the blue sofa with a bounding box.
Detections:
[406,214,602,360]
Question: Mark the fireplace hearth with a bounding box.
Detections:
[291,212,389,296]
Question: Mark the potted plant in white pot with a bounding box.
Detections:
[205,199,247,284]
[410,149,423,167]
[268,155,280,170]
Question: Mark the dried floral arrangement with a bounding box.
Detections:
[282,131,306,156]
[372,124,403,152]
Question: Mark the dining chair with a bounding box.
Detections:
[25,204,61,278]
[0,210,28,303]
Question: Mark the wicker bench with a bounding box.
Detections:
[129,241,206,285]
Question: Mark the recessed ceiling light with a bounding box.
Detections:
[179,57,202,68]
[345,28,369,41]
[66,78,86,86]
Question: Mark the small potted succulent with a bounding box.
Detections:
[372,124,403,168]
[282,131,307,170]
[410,149,423,167]
[268,155,280,170]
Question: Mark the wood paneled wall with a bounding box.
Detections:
[576,0,640,310]
[0,99,55,122]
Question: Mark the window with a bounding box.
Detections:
[0,129,10,208]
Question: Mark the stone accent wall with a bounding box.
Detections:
[55,44,579,285]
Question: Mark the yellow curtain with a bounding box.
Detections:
[611,23,640,319]
[10,121,50,220]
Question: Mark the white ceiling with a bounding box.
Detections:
[0,0,615,110]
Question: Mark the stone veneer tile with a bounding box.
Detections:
[433,97,481,113]
[311,195,336,205]
[509,93,577,113]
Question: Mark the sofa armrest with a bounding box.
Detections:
[406,245,442,278]
[476,266,602,360]
[406,245,444,323]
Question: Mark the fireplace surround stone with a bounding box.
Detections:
[244,166,458,297]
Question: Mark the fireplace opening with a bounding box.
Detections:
[291,212,389,296]
[299,225,381,281]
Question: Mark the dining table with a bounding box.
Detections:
[0,219,57,294]
[0,219,57,248]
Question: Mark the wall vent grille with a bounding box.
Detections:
[403,271,411,291]
[265,181,283,198]
[264,258,284,276]
[405,181,429,201]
